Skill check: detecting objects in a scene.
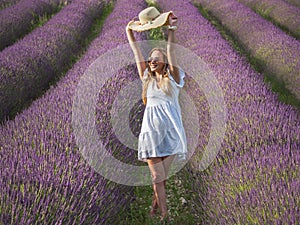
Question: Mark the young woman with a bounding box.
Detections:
[126,7,187,221]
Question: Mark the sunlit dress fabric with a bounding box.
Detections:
[138,68,187,162]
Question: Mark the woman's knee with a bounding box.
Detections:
[162,155,175,177]
[147,158,166,183]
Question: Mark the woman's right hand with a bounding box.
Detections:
[126,20,136,43]
[126,20,135,32]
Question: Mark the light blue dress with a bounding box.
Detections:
[138,68,187,162]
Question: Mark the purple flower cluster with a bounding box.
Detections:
[0,0,68,50]
[158,0,299,224]
[238,0,300,39]
[0,0,146,224]
[284,0,300,8]
[0,0,106,121]
[194,0,300,100]
[0,0,21,10]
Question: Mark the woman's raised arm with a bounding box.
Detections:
[166,13,180,84]
[126,21,146,80]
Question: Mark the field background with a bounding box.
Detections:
[0,0,299,224]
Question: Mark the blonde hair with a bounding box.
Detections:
[142,48,171,105]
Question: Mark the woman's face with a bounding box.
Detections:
[147,50,165,73]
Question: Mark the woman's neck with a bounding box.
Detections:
[154,71,163,77]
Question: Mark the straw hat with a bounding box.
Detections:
[128,7,172,32]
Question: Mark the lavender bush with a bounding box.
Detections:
[0,0,107,121]
[0,0,21,9]
[284,0,300,8]
[0,0,146,224]
[0,0,69,50]
[194,0,300,101]
[237,0,300,39]
[157,0,299,224]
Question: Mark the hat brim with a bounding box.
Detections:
[128,11,172,32]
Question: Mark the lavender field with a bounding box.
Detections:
[0,0,299,224]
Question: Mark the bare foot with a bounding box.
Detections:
[149,208,157,217]
[150,192,158,217]
[160,214,170,224]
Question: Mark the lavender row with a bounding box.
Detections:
[0,0,69,50]
[284,0,300,8]
[0,0,146,224]
[0,0,107,121]
[0,0,21,10]
[194,0,300,101]
[238,0,300,39]
[158,0,300,223]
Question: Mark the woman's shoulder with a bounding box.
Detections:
[168,67,185,88]
[142,68,149,82]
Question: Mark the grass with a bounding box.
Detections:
[30,4,65,30]
[0,1,17,10]
[119,172,199,225]
[4,2,67,51]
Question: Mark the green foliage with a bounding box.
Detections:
[145,0,167,41]
[146,0,159,7]
[120,173,198,224]
[0,1,15,10]
[255,3,274,18]
[148,27,165,40]
[28,3,66,38]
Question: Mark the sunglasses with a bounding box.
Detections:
[147,57,163,63]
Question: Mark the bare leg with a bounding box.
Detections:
[153,181,168,219]
[150,191,158,217]
[147,158,167,218]
[150,180,166,217]
[147,155,175,219]
[160,155,175,221]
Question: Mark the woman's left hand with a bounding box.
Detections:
[168,12,178,26]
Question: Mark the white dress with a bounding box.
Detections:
[138,68,187,162]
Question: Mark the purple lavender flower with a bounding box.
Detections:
[0,0,70,50]
[194,0,300,100]
[284,0,300,8]
[238,0,300,39]
[0,0,21,9]
[158,0,300,223]
[0,0,106,121]
[0,0,146,224]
